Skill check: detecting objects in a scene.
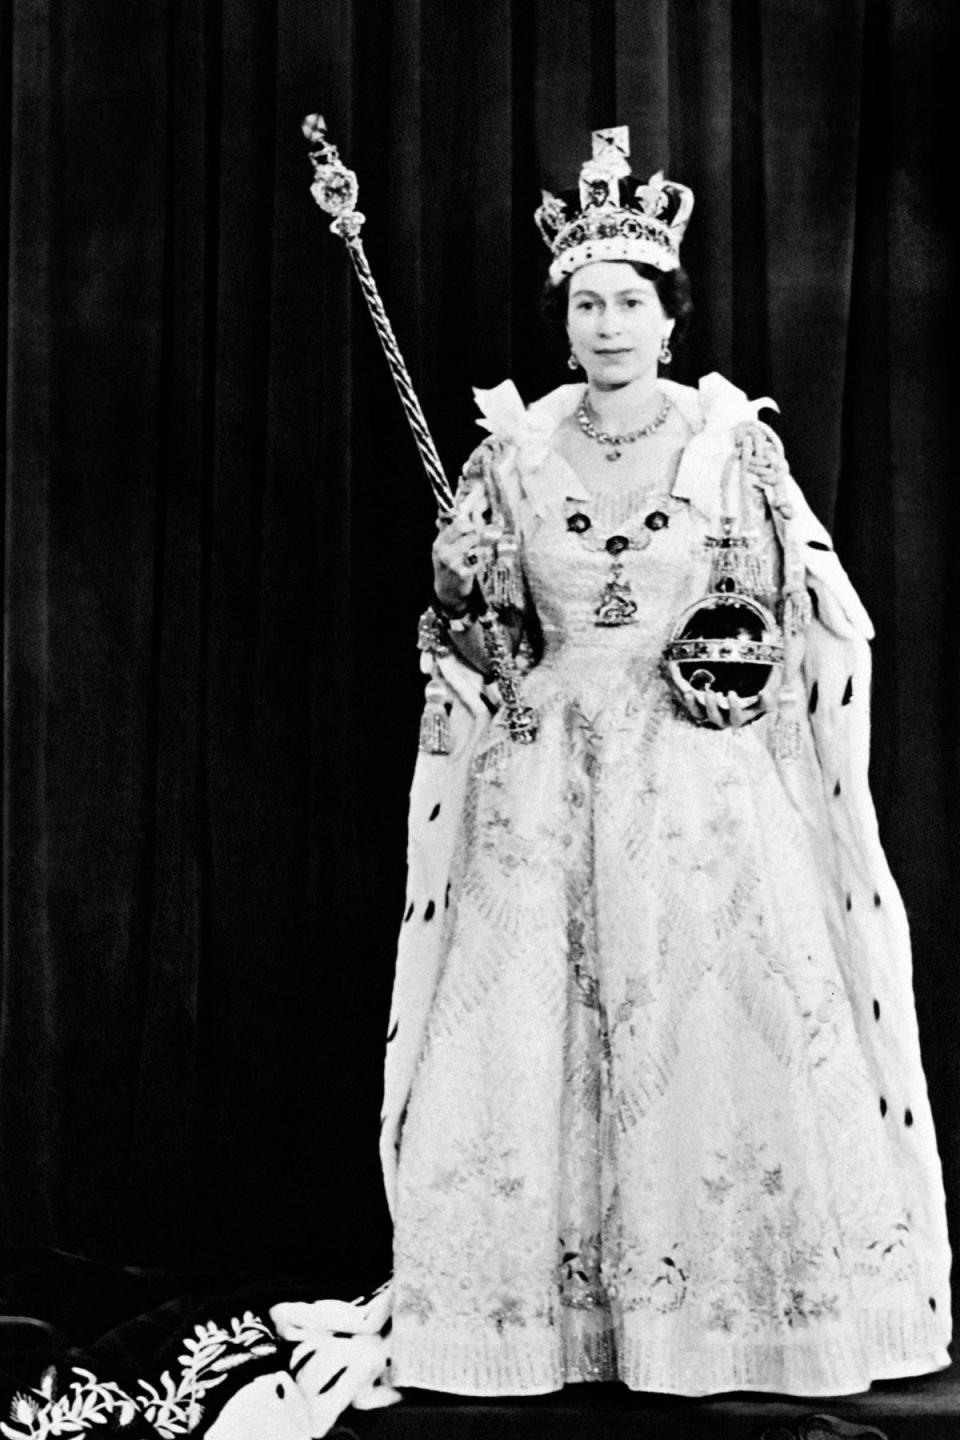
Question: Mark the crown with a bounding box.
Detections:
[535,127,694,284]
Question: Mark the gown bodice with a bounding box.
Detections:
[519,443,716,713]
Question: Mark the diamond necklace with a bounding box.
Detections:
[576,391,673,461]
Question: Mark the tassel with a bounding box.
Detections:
[782,584,813,637]
[486,530,525,611]
[417,607,449,658]
[418,669,452,755]
[773,689,802,761]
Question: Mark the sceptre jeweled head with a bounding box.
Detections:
[303,113,364,237]
[535,128,694,283]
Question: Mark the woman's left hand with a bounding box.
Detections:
[676,681,777,729]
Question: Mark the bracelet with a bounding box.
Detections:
[434,601,476,634]
[446,610,477,634]
[433,586,479,633]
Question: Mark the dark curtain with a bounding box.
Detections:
[1,0,957,1293]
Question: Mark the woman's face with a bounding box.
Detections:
[566,261,674,388]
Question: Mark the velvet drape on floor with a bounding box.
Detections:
[1,0,957,1290]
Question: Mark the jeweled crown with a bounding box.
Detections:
[535,127,694,284]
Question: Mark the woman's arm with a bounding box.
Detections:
[431,441,527,676]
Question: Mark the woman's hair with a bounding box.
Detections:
[541,260,693,358]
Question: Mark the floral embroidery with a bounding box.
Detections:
[708,1298,739,1332]
[493,1175,525,1198]
[557,1233,607,1311]
[395,1283,435,1323]
[488,1297,526,1331]
[762,1165,785,1195]
[680,1136,844,1334]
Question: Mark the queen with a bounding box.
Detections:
[379,129,952,1398]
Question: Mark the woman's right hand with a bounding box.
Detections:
[432,485,488,611]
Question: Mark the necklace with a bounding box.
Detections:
[576,391,673,461]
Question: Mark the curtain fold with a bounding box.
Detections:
[1,0,957,1283]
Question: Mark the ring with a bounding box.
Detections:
[464,551,478,567]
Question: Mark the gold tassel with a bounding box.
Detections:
[782,584,813,637]
[486,531,525,611]
[418,669,452,755]
[417,606,449,657]
[773,690,802,761]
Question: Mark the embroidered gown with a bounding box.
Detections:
[383,376,952,1398]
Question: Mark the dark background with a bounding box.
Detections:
[0,0,957,1311]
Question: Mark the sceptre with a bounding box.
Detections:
[302,114,537,747]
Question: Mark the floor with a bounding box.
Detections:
[350,1369,960,1440]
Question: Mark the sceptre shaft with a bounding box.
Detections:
[302,115,455,516]
[302,114,537,747]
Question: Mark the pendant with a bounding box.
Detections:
[606,447,621,462]
[595,561,638,626]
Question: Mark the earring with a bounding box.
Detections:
[567,350,581,371]
[659,336,673,364]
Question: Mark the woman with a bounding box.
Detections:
[379,136,952,1398]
